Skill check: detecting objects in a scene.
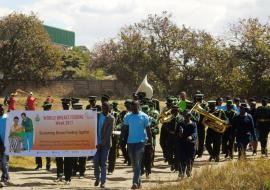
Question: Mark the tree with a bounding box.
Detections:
[0,12,62,91]
[230,18,270,96]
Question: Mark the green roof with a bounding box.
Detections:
[43,25,75,47]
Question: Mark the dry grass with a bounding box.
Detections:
[151,159,270,190]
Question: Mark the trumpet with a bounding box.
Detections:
[191,103,228,133]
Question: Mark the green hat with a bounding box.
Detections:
[101,94,110,101]
[166,96,174,104]
[195,94,204,98]
[141,105,150,113]
[61,98,71,103]
[208,100,216,106]
[72,103,83,110]
[71,98,80,104]
[42,102,52,109]
[124,99,132,105]
[226,100,233,105]
[88,96,97,101]
[111,101,118,106]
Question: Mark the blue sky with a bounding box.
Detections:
[0,0,269,48]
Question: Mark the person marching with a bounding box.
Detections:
[205,101,228,162]
[71,101,87,178]
[108,101,120,175]
[35,102,52,171]
[175,109,197,179]
[249,100,258,155]
[86,96,101,111]
[119,99,132,166]
[159,97,174,162]
[94,102,115,188]
[178,91,191,113]
[223,100,238,159]
[140,105,156,178]
[166,104,183,171]
[232,103,257,160]
[123,101,152,189]
[55,98,73,184]
[193,93,208,158]
[255,97,270,157]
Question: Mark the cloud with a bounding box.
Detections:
[0,0,269,48]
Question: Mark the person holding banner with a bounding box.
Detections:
[0,105,9,185]
[94,102,115,188]
[35,102,52,171]
[21,113,34,151]
[55,98,73,184]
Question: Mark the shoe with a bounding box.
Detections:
[64,180,70,185]
[35,166,42,170]
[196,155,202,158]
[100,183,105,188]
[146,173,150,179]
[138,183,142,189]
[208,156,213,162]
[178,173,185,179]
[170,165,175,171]
[131,183,138,189]
[94,180,99,187]
[215,157,220,162]
[79,175,85,179]
[54,177,62,182]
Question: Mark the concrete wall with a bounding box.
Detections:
[3,80,129,97]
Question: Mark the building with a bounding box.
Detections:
[43,25,75,47]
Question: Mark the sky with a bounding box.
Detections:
[0,0,269,48]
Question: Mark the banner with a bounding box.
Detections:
[4,110,97,157]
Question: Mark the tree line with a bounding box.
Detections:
[1,12,270,98]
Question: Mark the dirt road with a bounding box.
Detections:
[5,139,269,190]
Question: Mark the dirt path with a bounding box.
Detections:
[5,138,269,190]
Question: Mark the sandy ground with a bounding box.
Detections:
[4,136,270,190]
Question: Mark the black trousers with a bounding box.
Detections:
[56,157,63,178]
[205,129,222,158]
[258,127,270,154]
[141,145,153,175]
[167,134,176,167]
[108,135,119,173]
[222,128,234,156]
[64,157,73,181]
[196,123,205,156]
[160,124,169,160]
[35,157,51,168]
[72,157,86,176]
[175,142,196,176]
[55,157,73,181]
[120,140,130,163]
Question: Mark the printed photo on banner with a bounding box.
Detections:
[4,110,97,157]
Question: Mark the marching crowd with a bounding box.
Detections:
[0,91,269,189]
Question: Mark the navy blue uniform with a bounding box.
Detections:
[232,113,257,159]
[255,106,270,155]
[175,121,197,177]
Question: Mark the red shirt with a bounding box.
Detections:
[8,97,16,111]
[26,96,36,110]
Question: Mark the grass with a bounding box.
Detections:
[150,159,270,190]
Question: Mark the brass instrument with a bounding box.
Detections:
[191,103,228,133]
[159,108,172,124]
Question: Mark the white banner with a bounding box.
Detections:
[5,110,97,157]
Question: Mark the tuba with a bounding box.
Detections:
[136,75,153,99]
[191,103,228,133]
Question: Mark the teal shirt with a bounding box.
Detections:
[22,117,33,132]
